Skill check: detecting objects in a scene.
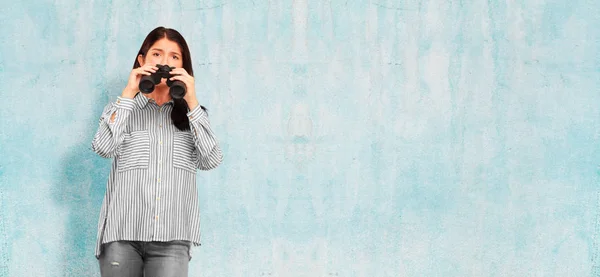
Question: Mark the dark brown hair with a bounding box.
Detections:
[133,26,202,131]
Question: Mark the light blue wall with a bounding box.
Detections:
[1,0,599,276]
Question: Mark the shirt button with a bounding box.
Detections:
[159,124,162,128]
[159,140,163,145]
[157,178,161,183]
[156,197,161,200]
[155,215,159,220]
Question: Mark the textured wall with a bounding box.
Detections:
[1,0,599,276]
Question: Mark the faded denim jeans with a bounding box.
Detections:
[99,240,191,277]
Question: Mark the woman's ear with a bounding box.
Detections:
[137,54,145,66]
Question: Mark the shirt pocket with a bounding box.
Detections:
[173,131,196,173]
[117,130,150,172]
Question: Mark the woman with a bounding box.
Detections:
[91,26,223,277]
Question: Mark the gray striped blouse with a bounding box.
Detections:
[90,92,223,259]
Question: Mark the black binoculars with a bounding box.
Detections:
[139,64,186,99]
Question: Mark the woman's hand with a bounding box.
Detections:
[169,68,199,110]
[121,65,158,99]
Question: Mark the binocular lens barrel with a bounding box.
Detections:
[139,76,155,93]
[169,81,186,99]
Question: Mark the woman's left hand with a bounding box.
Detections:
[169,68,199,110]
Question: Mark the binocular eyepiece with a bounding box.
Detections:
[139,64,186,99]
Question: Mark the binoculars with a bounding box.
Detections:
[139,64,186,99]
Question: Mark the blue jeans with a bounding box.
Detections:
[98,240,191,277]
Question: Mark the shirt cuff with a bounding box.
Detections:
[115,96,136,111]
[187,105,207,123]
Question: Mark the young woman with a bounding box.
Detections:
[91,26,223,277]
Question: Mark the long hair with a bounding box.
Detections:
[133,27,198,131]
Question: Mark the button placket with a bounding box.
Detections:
[154,105,164,235]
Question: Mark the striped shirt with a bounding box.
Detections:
[90,92,223,259]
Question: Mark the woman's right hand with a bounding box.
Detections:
[121,65,158,98]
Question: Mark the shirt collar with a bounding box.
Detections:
[134,92,174,109]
